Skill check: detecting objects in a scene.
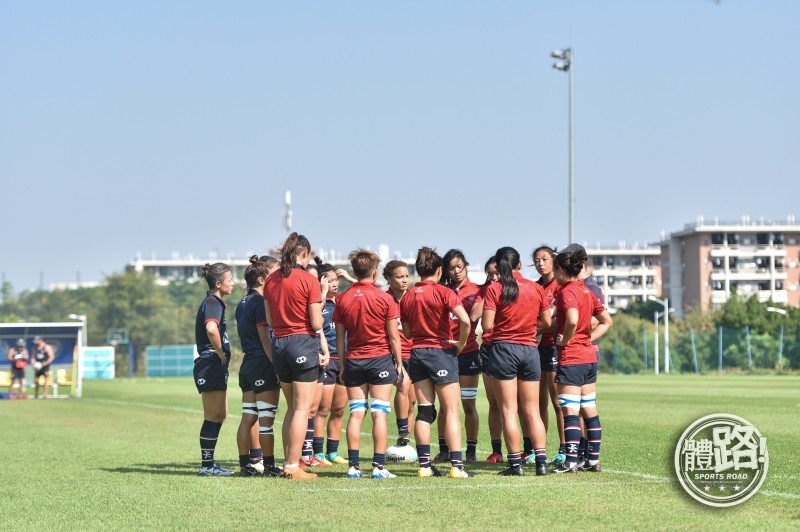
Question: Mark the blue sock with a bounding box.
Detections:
[507,451,522,468]
[585,415,602,463]
[397,417,409,434]
[302,419,314,459]
[417,445,431,468]
[466,439,477,456]
[239,454,250,467]
[564,415,581,468]
[249,448,263,464]
[491,439,502,454]
[534,448,547,466]
[373,453,386,469]
[523,437,533,456]
[199,420,222,468]
[312,437,324,455]
[450,450,463,470]
[326,439,340,455]
[438,437,449,454]
[348,449,360,469]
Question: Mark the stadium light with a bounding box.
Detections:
[766,306,787,369]
[68,314,88,346]
[551,47,574,243]
[649,295,672,374]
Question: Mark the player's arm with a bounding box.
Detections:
[556,308,579,347]
[335,323,347,384]
[309,302,324,332]
[318,328,330,366]
[450,305,469,354]
[45,345,55,366]
[256,325,274,361]
[537,306,552,331]
[7,348,13,362]
[590,310,613,343]
[205,321,226,364]
[386,318,403,383]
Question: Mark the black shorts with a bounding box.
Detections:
[12,367,25,379]
[401,358,410,371]
[35,367,51,378]
[479,343,492,373]
[486,342,541,382]
[272,334,321,383]
[539,344,558,373]
[194,357,229,394]
[408,347,459,385]
[321,357,341,385]
[238,353,279,393]
[344,355,396,387]
[555,362,598,387]
[458,350,482,376]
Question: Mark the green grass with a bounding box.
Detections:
[1,375,799,530]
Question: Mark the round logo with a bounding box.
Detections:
[674,413,768,507]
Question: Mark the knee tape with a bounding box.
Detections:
[349,399,368,413]
[416,403,437,425]
[460,387,478,400]
[370,398,391,414]
[580,392,596,409]
[257,401,278,418]
[259,425,274,436]
[558,394,581,410]
[242,402,257,416]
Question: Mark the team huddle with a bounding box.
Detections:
[192,232,612,479]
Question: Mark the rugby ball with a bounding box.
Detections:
[34,362,43,370]
[386,444,417,463]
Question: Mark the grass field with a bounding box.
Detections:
[1,374,799,531]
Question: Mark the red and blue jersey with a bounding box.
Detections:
[333,282,399,359]
[483,271,547,346]
[264,267,323,337]
[450,279,480,354]
[399,280,461,350]
[555,280,605,365]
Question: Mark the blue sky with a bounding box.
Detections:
[2,1,798,291]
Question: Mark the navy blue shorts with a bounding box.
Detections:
[344,355,396,387]
[486,342,541,382]
[458,350,481,376]
[238,353,279,393]
[12,367,25,379]
[408,347,459,385]
[539,344,559,373]
[194,357,230,393]
[321,357,341,385]
[272,334,320,383]
[35,367,51,379]
[479,343,492,373]
[555,362,598,386]
[401,358,410,372]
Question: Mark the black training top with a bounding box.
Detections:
[194,291,230,360]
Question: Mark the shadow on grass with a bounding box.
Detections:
[100,462,236,476]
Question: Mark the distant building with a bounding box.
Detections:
[662,216,800,318]
[585,244,662,310]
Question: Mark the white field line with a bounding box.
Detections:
[86,397,799,500]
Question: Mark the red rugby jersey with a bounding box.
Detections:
[332,282,399,359]
[483,271,547,346]
[450,279,480,354]
[537,276,559,348]
[555,280,605,365]
[475,284,494,345]
[263,268,322,337]
[399,280,461,350]
[387,288,413,359]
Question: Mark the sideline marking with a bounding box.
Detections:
[87,397,800,500]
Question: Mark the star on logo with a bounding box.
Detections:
[734,485,741,491]
[719,486,726,492]
[704,486,710,492]
[567,443,578,453]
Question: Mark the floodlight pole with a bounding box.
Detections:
[650,296,671,373]
[552,47,574,243]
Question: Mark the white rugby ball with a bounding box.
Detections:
[386,444,418,463]
[34,362,42,370]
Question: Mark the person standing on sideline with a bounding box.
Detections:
[235,255,283,477]
[481,246,552,476]
[31,336,55,399]
[7,339,29,399]
[194,263,235,477]
[334,249,404,479]
[264,232,328,480]
[400,247,473,479]
[551,244,613,474]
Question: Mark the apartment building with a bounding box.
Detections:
[585,245,662,310]
[662,217,800,317]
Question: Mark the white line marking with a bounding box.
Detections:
[86,397,800,500]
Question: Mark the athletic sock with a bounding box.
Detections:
[397,417,409,435]
[507,451,522,468]
[249,448,263,464]
[578,436,588,463]
[264,455,275,467]
[417,445,431,468]
[585,415,602,464]
[466,439,477,456]
[312,437,324,455]
[326,439,340,455]
[450,450,464,470]
[564,415,581,468]
[302,419,314,460]
[491,439,502,454]
[199,420,222,468]
[438,437,449,455]
[534,447,547,466]
[373,453,386,470]
[348,449,360,469]
[559,442,567,455]
[523,437,533,456]
[239,454,250,468]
